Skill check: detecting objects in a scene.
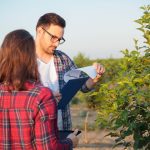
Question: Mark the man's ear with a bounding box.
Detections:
[37,27,43,36]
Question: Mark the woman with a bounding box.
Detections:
[0,29,78,149]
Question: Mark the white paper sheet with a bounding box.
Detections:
[64,65,97,82]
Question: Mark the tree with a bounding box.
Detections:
[91,5,150,149]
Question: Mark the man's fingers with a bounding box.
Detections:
[52,91,62,102]
[93,62,105,76]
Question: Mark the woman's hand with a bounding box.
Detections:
[67,129,80,148]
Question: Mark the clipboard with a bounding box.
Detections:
[58,77,88,110]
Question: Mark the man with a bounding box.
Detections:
[35,13,105,130]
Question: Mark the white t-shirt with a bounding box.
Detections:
[37,57,63,130]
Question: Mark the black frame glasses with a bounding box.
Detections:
[42,27,65,44]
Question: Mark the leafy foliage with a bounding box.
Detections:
[89,5,150,149]
[73,52,92,67]
[73,5,150,150]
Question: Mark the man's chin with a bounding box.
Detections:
[51,50,55,54]
[50,48,56,53]
[47,49,55,55]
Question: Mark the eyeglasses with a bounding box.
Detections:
[42,27,65,44]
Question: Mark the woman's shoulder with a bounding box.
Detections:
[25,81,53,95]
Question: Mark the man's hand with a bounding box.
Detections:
[85,62,105,89]
[93,62,105,83]
[53,91,62,102]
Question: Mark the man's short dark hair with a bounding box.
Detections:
[36,13,66,30]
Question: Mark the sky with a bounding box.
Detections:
[0,0,149,59]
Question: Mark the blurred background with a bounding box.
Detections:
[0,0,149,59]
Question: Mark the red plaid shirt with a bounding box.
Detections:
[0,81,73,150]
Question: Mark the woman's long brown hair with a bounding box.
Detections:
[0,29,39,90]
